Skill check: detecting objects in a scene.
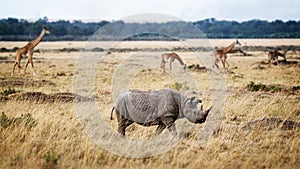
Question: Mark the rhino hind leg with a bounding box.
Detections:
[115,109,133,136]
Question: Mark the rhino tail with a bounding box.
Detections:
[110,107,115,120]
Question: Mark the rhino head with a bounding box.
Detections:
[181,96,212,124]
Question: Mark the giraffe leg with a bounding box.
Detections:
[12,54,22,75]
[225,59,230,68]
[212,55,216,68]
[161,62,165,73]
[268,56,272,67]
[221,59,226,69]
[169,61,172,71]
[275,57,279,66]
[12,62,18,75]
[212,55,219,69]
[223,54,229,69]
[12,59,20,75]
[30,56,36,76]
[24,51,35,75]
[24,58,30,74]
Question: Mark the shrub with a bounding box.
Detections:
[12,47,19,52]
[92,47,105,52]
[56,72,66,76]
[43,148,59,165]
[0,47,9,52]
[59,48,81,52]
[292,86,300,91]
[0,88,20,96]
[0,112,37,129]
[246,81,282,92]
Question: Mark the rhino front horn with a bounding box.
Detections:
[205,106,213,115]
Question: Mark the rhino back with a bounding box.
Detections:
[114,89,185,123]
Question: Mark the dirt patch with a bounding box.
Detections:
[0,96,8,102]
[253,60,300,68]
[6,92,93,103]
[242,117,300,130]
[241,45,300,52]
[0,79,55,88]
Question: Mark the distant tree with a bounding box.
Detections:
[0,17,300,40]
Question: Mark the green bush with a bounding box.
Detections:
[43,148,59,165]
[92,47,105,52]
[59,48,82,52]
[292,86,300,91]
[0,88,20,96]
[0,112,37,129]
[0,47,9,52]
[246,81,281,92]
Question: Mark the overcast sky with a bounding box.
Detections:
[1,0,299,22]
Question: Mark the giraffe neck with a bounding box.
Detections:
[173,53,185,66]
[222,41,236,53]
[28,30,45,49]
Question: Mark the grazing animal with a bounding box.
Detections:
[267,50,287,66]
[110,89,212,136]
[160,52,186,73]
[212,39,241,69]
[224,48,247,56]
[12,26,50,76]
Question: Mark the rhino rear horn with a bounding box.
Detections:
[190,96,195,103]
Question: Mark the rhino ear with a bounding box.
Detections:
[195,99,202,104]
[190,96,195,103]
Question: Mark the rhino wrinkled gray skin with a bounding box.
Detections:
[110,89,212,136]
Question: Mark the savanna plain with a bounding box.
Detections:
[0,39,299,169]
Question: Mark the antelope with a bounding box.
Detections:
[160,52,186,73]
[267,50,287,66]
[12,26,50,76]
[212,39,241,69]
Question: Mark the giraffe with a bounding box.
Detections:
[212,39,241,69]
[160,52,186,73]
[225,48,247,56]
[12,26,50,76]
[267,50,287,66]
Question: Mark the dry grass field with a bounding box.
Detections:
[0,39,299,169]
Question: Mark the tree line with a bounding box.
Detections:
[0,17,299,41]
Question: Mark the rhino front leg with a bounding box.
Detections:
[167,124,177,136]
[162,116,177,136]
[155,124,166,135]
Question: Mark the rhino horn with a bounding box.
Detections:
[204,106,213,115]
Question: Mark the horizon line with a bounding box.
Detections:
[1,16,299,23]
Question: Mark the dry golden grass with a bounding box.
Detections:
[0,39,299,169]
